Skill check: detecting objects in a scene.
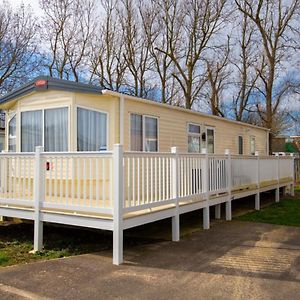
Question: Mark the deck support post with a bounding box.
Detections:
[275,187,280,203]
[290,153,295,196]
[0,150,8,223]
[225,200,232,221]
[215,204,221,219]
[113,144,124,265]
[171,147,180,241]
[255,151,260,211]
[283,186,287,196]
[201,148,210,230]
[290,183,295,196]
[255,193,260,210]
[275,153,280,203]
[203,206,210,229]
[225,149,232,221]
[33,146,45,252]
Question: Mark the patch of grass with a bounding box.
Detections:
[294,186,300,192]
[236,198,300,227]
[0,251,9,265]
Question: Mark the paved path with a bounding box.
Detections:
[1,221,300,300]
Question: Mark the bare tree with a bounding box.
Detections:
[235,0,300,140]
[139,0,181,103]
[156,0,228,109]
[202,37,230,117]
[40,0,96,81]
[89,0,127,91]
[117,0,154,98]
[230,10,260,122]
[0,1,39,94]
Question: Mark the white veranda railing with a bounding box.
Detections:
[0,146,295,216]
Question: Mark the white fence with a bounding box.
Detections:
[0,146,294,215]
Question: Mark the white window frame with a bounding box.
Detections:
[20,105,70,152]
[129,113,159,152]
[76,105,109,151]
[205,126,215,154]
[7,113,17,152]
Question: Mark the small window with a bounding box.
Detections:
[130,114,158,152]
[8,115,16,152]
[206,128,214,154]
[188,123,201,153]
[250,136,255,155]
[238,136,243,155]
[77,107,107,151]
[144,116,158,151]
[130,114,143,151]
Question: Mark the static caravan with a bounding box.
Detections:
[0,77,294,265]
[0,76,269,155]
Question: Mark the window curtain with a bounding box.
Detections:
[130,114,143,151]
[8,115,16,152]
[188,136,200,153]
[45,107,68,152]
[77,107,107,151]
[21,110,42,152]
[145,116,158,152]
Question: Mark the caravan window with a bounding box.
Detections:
[250,136,256,155]
[77,107,107,151]
[238,136,243,155]
[8,115,17,152]
[206,128,215,154]
[21,110,43,152]
[188,123,201,153]
[130,114,158,152]
[21,108,68,152]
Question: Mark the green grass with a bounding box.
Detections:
[294,186,300,192]
[236,198,300,227]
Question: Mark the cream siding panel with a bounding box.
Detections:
[123,98,268,155]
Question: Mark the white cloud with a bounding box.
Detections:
[5,0,41,14]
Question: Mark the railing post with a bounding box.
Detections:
[33,146,45,252]
[201,148,210,230]
[0,150,7,222]
[225,149,232,221]
[255,151,260,210]
[113,144,124,265]
[275,153,280,203]
[290,153,295,196]
[171,147,180,241]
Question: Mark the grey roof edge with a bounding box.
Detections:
[0,76,103,105]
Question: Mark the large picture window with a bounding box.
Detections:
[188,123,201,153]
[8,115,16,152]
[21,108,68,152]
[130,114,158,152]
[77,107,107,151]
